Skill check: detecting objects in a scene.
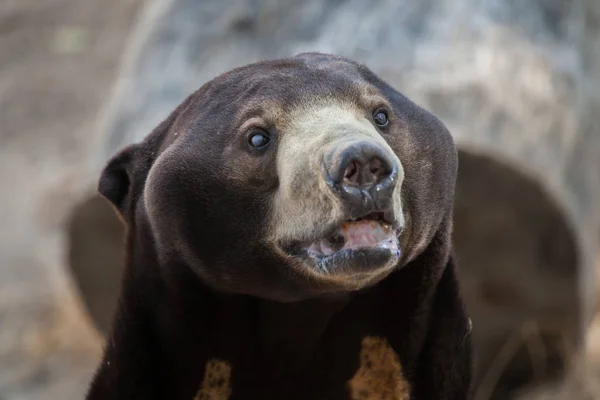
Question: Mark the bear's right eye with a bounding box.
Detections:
[248,130,271,149]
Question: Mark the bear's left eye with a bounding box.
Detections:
[373,110,389,128]
[248,130,271,149]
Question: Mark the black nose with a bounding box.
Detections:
[324,142,398,213]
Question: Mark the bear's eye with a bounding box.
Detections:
[373,110,389,128]
[248,130,271,149]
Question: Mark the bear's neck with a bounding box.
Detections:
[152,262,352,359]
[98,213,450,399]
[108,214,359,391]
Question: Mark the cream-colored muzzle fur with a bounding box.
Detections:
[269,102,405,249]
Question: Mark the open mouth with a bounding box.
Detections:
[306,212,400,259]
[279,211,402,279]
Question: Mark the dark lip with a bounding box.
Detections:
[347,210,394,225]
[308,247,399,275]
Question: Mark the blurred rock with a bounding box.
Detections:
[79,0,600,397]
[2,0,600,399]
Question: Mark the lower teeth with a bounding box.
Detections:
[380,223,392,234]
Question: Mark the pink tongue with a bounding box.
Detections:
[342,221,385,250]
[306,220,400,258]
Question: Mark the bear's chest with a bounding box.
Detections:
[192,336,410,400]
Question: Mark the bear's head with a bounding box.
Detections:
[99,53,457,302]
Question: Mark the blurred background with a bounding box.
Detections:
[1,0,599,399]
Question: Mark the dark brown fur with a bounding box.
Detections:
[86,53,471,399]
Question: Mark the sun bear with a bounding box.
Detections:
[86,53,472,400]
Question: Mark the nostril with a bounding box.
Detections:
[344,161,359,184]
[369,158,384,177]
[341,157,390,188]
[326,143,396,189]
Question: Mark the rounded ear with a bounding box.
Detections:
[97,82,197,220]
[98,144,138,218]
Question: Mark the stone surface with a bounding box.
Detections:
[80,0,600,397]
[87,0,600,393]
[1,0,600,399]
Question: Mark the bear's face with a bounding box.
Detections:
[101,53,457,302]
